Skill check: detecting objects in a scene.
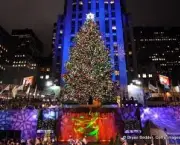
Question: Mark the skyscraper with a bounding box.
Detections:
[0,26,11,84]
[53,0,137,87]
[134,27,180,83]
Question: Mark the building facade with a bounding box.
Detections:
[53,0,137,87]
[134,27,180,84]
[2,29,43,85]
[0,26,12,84]
[37,56,52,90]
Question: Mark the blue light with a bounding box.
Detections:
[54,0,128,86]
[43,110,55,120]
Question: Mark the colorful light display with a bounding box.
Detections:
[62,19,113,104]
[59,112,117,142]
[141,107,180,134]
[0,109,38,140]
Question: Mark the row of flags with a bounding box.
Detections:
[0,84,37,98]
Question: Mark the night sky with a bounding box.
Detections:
[0,0,180,56]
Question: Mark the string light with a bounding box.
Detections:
[62,19,113,104]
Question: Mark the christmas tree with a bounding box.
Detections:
[62,13,113,104]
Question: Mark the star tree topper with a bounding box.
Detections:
[86,13,95,21]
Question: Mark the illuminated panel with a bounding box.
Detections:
[141,107,180,134]
[0,109,38,140]
[59,112,117,142]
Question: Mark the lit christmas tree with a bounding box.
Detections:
[62,13,113,104]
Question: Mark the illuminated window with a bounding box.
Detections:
[149,74,153,78]
[129,51,132,55]
[47,68,50,72]
[142,74,147,78]
[112,26,116,30]
[41,68,45,71]
[40,76,44,79]
[45,75,50,79]
[114,71,119,76]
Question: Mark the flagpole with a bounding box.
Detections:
[156,81,159,95]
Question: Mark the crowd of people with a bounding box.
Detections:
[0,137,58,145]
[68,136,87,145]
[0,97,60,110]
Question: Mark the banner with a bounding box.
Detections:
[159,75,170,86]
[23,76,34,86]
[148,83,157,92]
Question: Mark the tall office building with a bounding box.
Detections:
[0,26,12,84]
[134,27,180,83]
[53,0,137,87]
[1,29,43,84]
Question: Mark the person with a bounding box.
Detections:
[82,136,87,145]
[68,136,75,145]
[75,139,82,145]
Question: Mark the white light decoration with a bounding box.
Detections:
[86,13,95,21]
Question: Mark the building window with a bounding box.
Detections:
[114,55,119,62]
[78,21,82,30]
[79,4,83,11]
[129,51,132,55]
[45,75,50,80]
[111,12,115,17]
[96,2,99,9]
[111,3,115,10]
[40,76,44,79]
[71,21,75,26]
[96,20,99,26]
[149,74,153,78]
[72,13,76,18]
[114,64,119,70]
[105,20,109,33]
[114,71,119,76]
[71,27,75,34]
[113,36,117,41]
[73,5,76,11]
[112,20,116,25]
[96,12,99,17]
[112,26,116,33]
[115,75,120,80]
[104,3,108,10]
[106,37,110,42]
[88,2,91,10]
[105,11,109,17]
[142,74,147,78]
[78,13,82,18]
[47,68,50,72]
[41,68,45,71]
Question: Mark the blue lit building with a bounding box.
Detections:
[53,0,137,87]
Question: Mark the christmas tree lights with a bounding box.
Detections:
[62,18,113,104]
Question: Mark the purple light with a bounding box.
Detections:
[140,107,180,135]
[154,113,158,119]
[32,114,37,119]
[141,114,144,119]
[144,108,150,114]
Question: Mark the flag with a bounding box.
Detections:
[148,83,157,92]
[33,85,37,97]
[17,85,24,91]
[159,75,170,86]
[26,85,30,95]
[0,85,10,95]
[12,86,18,98]
[4,85,10,91]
